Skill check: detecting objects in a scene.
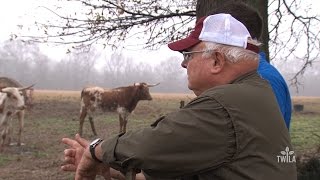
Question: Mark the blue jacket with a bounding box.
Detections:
[258,52,292,129]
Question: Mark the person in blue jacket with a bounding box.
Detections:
[258,52,292,129]
[210,2,292,129]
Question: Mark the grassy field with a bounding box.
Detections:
[0,90,319,179]
[291,97,320,155]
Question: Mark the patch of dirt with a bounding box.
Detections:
[294,111,320,116]
[1,92,318,179]
[0,91,167,179]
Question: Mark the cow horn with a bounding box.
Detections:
[147,83,160,87]
[18,84,35,91]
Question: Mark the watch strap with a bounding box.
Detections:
[89,138,103,163]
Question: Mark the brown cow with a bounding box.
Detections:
[79,82,159,136]
[0,85,34,151]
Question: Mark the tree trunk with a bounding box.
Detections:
[196,0,270,61]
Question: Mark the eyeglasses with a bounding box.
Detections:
[181,50,208,63]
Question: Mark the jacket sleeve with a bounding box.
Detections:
[101,96,236,178]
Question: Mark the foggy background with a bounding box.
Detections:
[0,40,189,93]
[0,39,319,96]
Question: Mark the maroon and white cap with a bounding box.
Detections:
[168,13,259,53]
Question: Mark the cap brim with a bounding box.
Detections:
[168,37,201,52]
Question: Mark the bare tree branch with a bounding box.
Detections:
[269,0,320,87]
[18,0,196,51]
[14,0,320,87]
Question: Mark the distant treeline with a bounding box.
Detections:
[0,40,190,93]
[1,40,319,96]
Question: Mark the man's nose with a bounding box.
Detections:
[181,60,187,68]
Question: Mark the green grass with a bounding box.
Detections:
[290,114,320,153]
[0,154,14,167]
[1,92,319,179]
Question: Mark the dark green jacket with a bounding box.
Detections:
[102,71,297,180]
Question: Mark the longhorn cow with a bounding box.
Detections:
[79,82,159,136]
[0,85,34,151]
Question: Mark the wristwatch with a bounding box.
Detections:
[89,138,103,163]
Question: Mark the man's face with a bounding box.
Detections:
[181,43,215,96]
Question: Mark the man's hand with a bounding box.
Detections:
[61,134,111,180]
[75,147,102,180]
[61,134,87,172]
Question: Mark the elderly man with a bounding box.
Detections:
[61,13,297,180]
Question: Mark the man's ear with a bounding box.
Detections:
[210,51,225,74]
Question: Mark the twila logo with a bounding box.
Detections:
[277,147,296,163]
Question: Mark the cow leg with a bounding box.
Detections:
[0,115,7,151]
[0,122,9,151]
[0,129,6,151]
[89,116,98,136]
[79,108,88,136]
[1,112,12,146]
[123,119,128,134]
[117,107,132,134]
[123,114,129,134]
[119,114,124,133]
[5,118,12,145]
[3,126,9,145]
[119,111,129,134]
[1,113,9,146]
[17,110,25,146]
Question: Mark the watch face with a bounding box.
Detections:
[90,138,101,146]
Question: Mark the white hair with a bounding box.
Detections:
[202,39,261,63]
